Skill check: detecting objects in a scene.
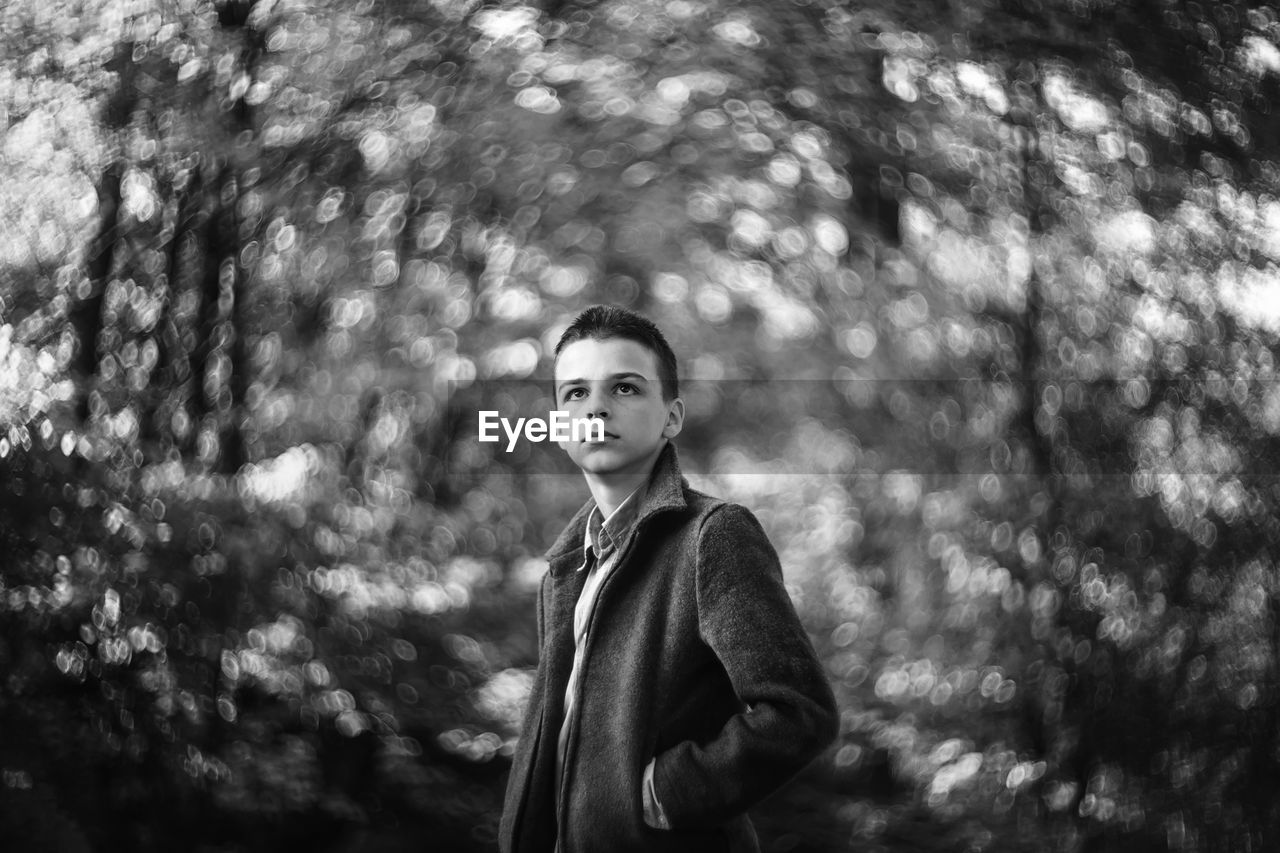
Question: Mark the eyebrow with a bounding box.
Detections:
[556,372,650,391]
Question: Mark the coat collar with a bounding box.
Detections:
[544,442,688,573]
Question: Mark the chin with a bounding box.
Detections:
[573,447,634,473]
[577,454,629,474]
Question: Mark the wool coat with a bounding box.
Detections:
[499,443,838,853]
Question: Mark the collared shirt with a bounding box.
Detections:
[555,484,645,791]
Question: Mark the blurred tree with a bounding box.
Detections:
[838,2,1280,849]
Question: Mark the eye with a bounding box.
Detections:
[615,382,638,395]
[562,387,586,402]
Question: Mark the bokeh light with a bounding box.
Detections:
[2,0,1280,851]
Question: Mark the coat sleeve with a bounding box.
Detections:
[652,503,838,828]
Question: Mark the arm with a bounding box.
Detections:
[652,503,838,828]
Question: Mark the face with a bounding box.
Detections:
[553,337,684,482]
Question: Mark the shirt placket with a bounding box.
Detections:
[555,525,623,853]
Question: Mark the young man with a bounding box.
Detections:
[499,305,837,853]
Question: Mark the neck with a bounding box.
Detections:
[583,444,664,517]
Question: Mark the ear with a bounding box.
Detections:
[661,397,685,439]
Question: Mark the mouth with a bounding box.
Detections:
[585,431,620,443]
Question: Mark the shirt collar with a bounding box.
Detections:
[545,442,689,573]
[580,481,647,568]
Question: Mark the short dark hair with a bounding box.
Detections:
[553,305,679,401]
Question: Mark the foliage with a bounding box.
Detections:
[2,0,1279,851]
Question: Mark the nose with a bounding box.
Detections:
[585,389,610,420]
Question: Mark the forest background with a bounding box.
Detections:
[3,0,1280,851]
